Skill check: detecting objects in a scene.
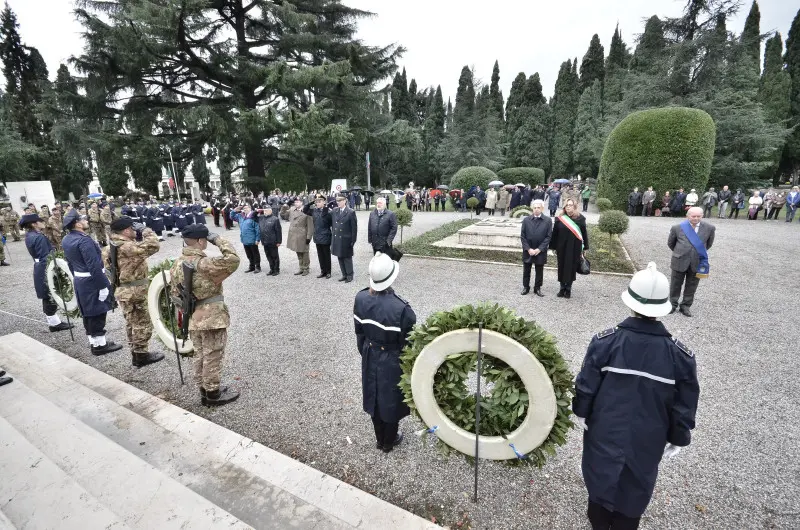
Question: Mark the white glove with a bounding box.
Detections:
[663,443,682,459]
[573,416,588,431]
[98,288,109,302]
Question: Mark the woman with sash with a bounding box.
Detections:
[549,198,589,299]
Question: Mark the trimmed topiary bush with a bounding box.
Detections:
[597,107,716,210]
[598,210,630,238]
[396,208,413,243]
[497,167,546,185]
[596,198,613,212]
[450,166,497,191]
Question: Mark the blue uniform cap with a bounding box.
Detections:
[19,213,43,227]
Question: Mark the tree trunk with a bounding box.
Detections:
[244,139,266,192]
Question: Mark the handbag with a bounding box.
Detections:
[578,255,591,275]
[384,245,403,262]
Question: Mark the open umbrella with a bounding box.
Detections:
[380,189,393,194]
[363,189,375,196]
[436,184,449,190]
[350,185,363,191]
[488,180,504,187]
[504,184,517,190]
[516,183,526,188]
[87,193,105,199]
[553,178,571,184]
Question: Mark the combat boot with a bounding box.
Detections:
[91,341,123,356]
[132,351,165,368]
[202,387,240,407]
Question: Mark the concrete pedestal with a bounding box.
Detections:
[457,218,523,249]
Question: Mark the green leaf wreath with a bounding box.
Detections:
[149,258,192,356]
[46,250,81,318]
[399,303,575,467]
[511,206,533,218]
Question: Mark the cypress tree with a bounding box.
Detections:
[454,65,475,127]
[632,16,665,73]
[784,8,800,175]
[759,33,791,124]
[551,59,580,176]
[0,5,24,97]
[605,25,629,104]
[489,60,505,124]
[508,73,551,172]
[740,1,761,75]
[445,98,453,131]
[695,14,728,92]
[573,79,604,178]
[579,34,605,93]
[606,25,627,71]
[408,78,418,125]
[505,71,527,133]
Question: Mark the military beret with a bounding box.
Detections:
[181,223,209,239]
[62,208,81,229]
[19,213,43,227]
[110,216,135,232]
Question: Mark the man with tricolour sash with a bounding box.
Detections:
[667,206,715,317]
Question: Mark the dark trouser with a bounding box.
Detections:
[768,207,782,220]
[627,205,635,215]
[263,244,279,272]
[42,297,58,317]
[587,500,641,530]
[550,209,556,216]
[729,207,740,219]
[703,205,713,218]
[337,256,354,279]
[213,211,220,226]
[643,203,653,216]
[316,243,331,274]
[371,416,399,448]
[787,207,798,222]
[560,281,573,293]
[435,202,440,211]
[583,198,590,212]
[670,268,700,309]
[243,244,260,269]
[83,313,107,338]
[522,262,544,291]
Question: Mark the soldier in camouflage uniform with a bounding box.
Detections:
[0,234,7,266]
[45,205,63,250]
[100,203,114,242]
[87,202,107,246]
[2,207,21,241]
[103,216,165,368]
[38,204,50,224]
[170,224,240,406]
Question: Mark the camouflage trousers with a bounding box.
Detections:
[3,223,20,241]
[119,300,153,353]
[48,230,62,251]
[190,328,228,392]
[0,237,4,261]
[90,222,107,245]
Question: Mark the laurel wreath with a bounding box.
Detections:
[399,303,575,467]
[511,206,533,218]
[46,251,81,318]
[148,258,191,354]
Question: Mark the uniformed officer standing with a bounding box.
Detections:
[573,262,700,530]
[19,213,74,332]
[46,205,64,250]
[103,217,165,367]
[353,252,416,453]
[88,202,107,246]
[100,202,114,242]
[332,194,357,282]
[170,224,241,406]
[61,209,124,355]
[2,207,21,241]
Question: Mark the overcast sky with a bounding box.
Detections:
[5,0,796,101]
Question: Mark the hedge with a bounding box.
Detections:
[596,107,716,210]
[596,198,612,212]
[450,166,497,191]
[497,167,546,185]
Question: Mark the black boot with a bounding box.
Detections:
[132,351,165,368]
[49,322,74,332]
[202,387,240,407]
[382,433,404,453]
[0,261,8,266]
[557,288,565,298]
[91,341,123,356]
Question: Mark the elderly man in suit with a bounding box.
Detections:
[367,197,397,255]
[520,200,553,297]
[667,206,715,317]
[332,194,358,282]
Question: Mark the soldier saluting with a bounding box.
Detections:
[61,209,123,355]
[103,217,165,368]
[170,224,241,406]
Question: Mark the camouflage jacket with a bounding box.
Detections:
[3,209,19,225]
[88,208,102,224]
[170,236,240,331]
[46,214,63,235]
[39,207,50,220]
[100,207,114,225]
[102,228,160,302]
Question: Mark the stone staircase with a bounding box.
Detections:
[0,332,436,530]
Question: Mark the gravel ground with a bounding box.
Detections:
[1,210,798,529]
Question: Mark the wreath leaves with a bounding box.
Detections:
[399,303,575,467]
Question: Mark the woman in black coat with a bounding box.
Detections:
[549,198,589,298]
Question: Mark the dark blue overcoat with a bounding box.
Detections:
[62,231,113,317]
[25,230,53,299]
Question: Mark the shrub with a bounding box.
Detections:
[597,107,716,210]
[598,210,630,238]
[396,208,413,243]
[596,198,613,212]
[511,206,533,218]
[497,167,546,185]
[450,166,497,191]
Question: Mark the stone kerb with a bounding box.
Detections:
[410,329,557,460]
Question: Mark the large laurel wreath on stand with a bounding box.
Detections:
[45,251,81,318]
[146,258,194,356]
[510,206,533,218]
[399,303,575,467]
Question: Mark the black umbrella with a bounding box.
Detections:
[437,185,449,190]
[350,186,363,191]
[363,190,375,196]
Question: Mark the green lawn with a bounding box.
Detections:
[396,219,635,274]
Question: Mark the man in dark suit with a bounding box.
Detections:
[332,194,358,282]
[367,197,397,255]
[520,200,553,296]
[667,207,715,317]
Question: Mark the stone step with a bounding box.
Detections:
[0,415,129,530]
[0,362,250,529]
[0,332,437,530]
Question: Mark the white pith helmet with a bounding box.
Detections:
[621,262,672,317]
[369,252,399,292]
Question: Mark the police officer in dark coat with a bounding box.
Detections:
[150,202,165,240]
[520,200,552,296]
[302,194,333,278]
[354,252,416,453]
[193,200,207,225]
[173,202,189,232]
[61,209,123,355]
[331,194,357,282]
[20,214,74,332]
[367,196,397,255]
[573,262,699,530]
[163,201,175,235]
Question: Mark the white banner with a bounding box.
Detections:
[330,179,347,196]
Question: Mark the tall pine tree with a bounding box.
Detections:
[550,59,580,176]
[573,79,604,178]
[785,8,800,178]
[759,33,791,124]
[740,1,761,76]
[489,60,504,124]
[579,34,605,93]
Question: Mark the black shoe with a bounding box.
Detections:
[376,441,383,450]
[0,376,12,387]
[679,306,693,317]
[202,387,240,407]
[268,270,276,276]
[0,261,8,266]
[294,271,303,275]
[325,273,331,279]
[382,433,403,453]
[0,371,4,377]
[345,276,353,283]
[564,291,571,299]
[253,267,261,274]
[91,341,123,356]
[338,276,347,282]
[669,306,678,315]
[520,287,530,296]
[49,322,74,332]
[244,268,254,273]
[557,289,565,298]
[534,289,545,297]
[132,351,165,368]
[317,273,327,278]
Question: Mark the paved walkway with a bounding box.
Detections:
[0,210,798,528]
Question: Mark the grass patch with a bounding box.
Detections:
[397,219,635,274]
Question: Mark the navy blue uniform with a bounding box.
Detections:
[173,205,188,231]
[150,205,165,235]
[353,288,416,423]
[164,203,174,231]
[573,317,699,518]
[25,230,60,319]
[193,203,207,225]
[62,230,113,318]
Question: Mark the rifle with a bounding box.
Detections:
[107,243,119,311]
[177,261,196,348]
[162,268,184,385]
